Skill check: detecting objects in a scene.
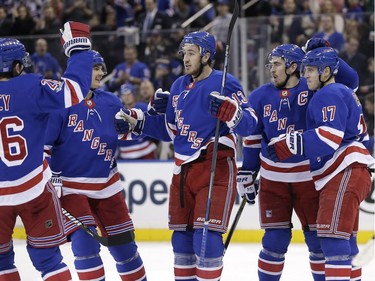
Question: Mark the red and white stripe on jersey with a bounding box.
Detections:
[0,160,51,206]
[243,134,262,149]
[118,141,157,159]
[105,220,134,236]
[245,107,258,124]
[0,267,20,281]
[311,142,375,190]
[166,121,177,139]
[61,78,85,107]
[258,257,284,277]
[196,264,223,281]
[42,265,71,281]
[325,263,351,281]
[315,126,344,150]
[76,264,105,281]
[350,266,362,281]
[62,168,123,199]
[259,154,312,183]
[119,264,146,281]
[173,134,236,175]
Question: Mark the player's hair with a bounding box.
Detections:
[178,31,216,62]
[92,50,107,75]
[0,38,31,76]
[301,47,339,75]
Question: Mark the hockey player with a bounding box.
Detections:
[114,31,258,281]
[238,44,325,281]
[0,22,93,281]
[44,51,157,281]
[268,47,374,281]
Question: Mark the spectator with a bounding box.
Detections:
[269,0,306,44]
[339,37,367,79]
[34,4,62,35]
[0,5,12,36]
[143,27,168,78]
[312,14,346,52]
[210,0,233,68]
[153,58,174,90]
[62,0,94,24]
[189,0,215,29]
[29,38,62,80]
[137,0,171,49]
[116,83,158,160]
[358,56,374,98]
[319,0,345,32]
[11,3,36,36]
[108,45,151,92]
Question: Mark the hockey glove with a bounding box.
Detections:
[50,172,63,198]
[115,108,145,139]
[208,91,243,128]
[147,88,170,115]
[236,170,259,204]
[60,21,91,57]
[267,131,303,162]
[302,38,330,53]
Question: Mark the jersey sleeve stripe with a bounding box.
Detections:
[316,126,344,149]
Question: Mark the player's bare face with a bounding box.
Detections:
[182,44,202,76]
[302,66,320,91]
[91,65,105,89]
[268,57,287,88]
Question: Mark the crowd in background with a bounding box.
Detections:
[0,0,374,158]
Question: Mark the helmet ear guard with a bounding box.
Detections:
[178,31,216,61]
[0,38,31,73]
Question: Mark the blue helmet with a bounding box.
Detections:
[92,50,107,75]
[120,83,135,96]
[301,47,339,75]
[179,31,216,60]
[267,44,305,69]
[0,38,31,73]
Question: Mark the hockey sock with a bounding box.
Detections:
[172,231,196,281]
[70,227,104,281]
[27,245,71,281]
[258,249,285,281]
[304,230,325,281]
[109,241,146,281]
[0,247,20,281]
[258,228,291,281]
[321,237,351,281]
[349,235,361,281]
[193,229,224,281]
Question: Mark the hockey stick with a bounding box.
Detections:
[62,208,134,247]
[223,196,247,254]
[352,235,375,267]
[199,0,239,266]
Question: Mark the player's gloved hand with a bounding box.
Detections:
[60,21,91,57]
[267,131,303,162]
[114,108,145,138]
[236,170,259,204]
[302,38,330,53]
[50,172,63,198]
[147,88,170,115]
[208,91,243,128]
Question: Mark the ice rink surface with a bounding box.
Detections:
[13,239,375,280]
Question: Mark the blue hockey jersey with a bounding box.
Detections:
[0,51,93,206]
[242,78,313,182]
[302,83,374,190]
[142,69,257,174]
[45,89,124,199]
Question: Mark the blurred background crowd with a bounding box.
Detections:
[0,0,374,159]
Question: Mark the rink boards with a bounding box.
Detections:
[14,161,375,243]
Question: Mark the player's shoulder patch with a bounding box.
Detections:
[41,79,63,92]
